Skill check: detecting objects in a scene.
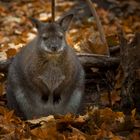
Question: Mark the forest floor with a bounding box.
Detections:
[0,0,140,139]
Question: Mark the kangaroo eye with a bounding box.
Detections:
[42,34,49,40]
[58,32,63,39]
[59,35,63,39]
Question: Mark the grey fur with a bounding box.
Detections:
[6,14,85,120]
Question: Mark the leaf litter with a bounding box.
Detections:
[0,0,140,139]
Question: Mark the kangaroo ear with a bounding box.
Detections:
[30,17,42,30]
[58,14,73,31]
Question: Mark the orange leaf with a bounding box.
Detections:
[6,48,17,59]
[131,108,136,121]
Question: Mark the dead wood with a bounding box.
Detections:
[118,30,140,112]
[109,45,120,54]
[86,0,110,56]
[0,54,120,74]
[78,53,120,68]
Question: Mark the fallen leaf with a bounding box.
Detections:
[6,48,17,58]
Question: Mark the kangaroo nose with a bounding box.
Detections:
[51,46,57,52]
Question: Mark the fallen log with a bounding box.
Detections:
[78,53,120,68]
[109,45,120,54]
[0,54,120,74]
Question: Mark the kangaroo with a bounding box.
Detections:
[6,14,85,120]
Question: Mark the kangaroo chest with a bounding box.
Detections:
[38,63,66,93]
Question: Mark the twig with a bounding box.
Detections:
[51,0,55,22]
[86,0,110,56]
[77,53,110,58]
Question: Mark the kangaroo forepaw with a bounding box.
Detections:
[53,94,61,104]
[41,95,49,102]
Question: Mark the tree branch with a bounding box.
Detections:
[86,0,110,56]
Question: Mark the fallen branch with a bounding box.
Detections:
[78,53,119,68]
[0,54,120,74]
[86,0,110,56]
[109,45,120,54]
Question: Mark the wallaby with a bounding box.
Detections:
[6,14,85,120]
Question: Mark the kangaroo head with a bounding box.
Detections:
[31,14,73,54]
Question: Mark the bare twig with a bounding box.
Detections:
[86,0,110,56]
[51,0,55,22]
[77,53,110,57]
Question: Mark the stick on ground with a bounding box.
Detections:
[86,0,110,56]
